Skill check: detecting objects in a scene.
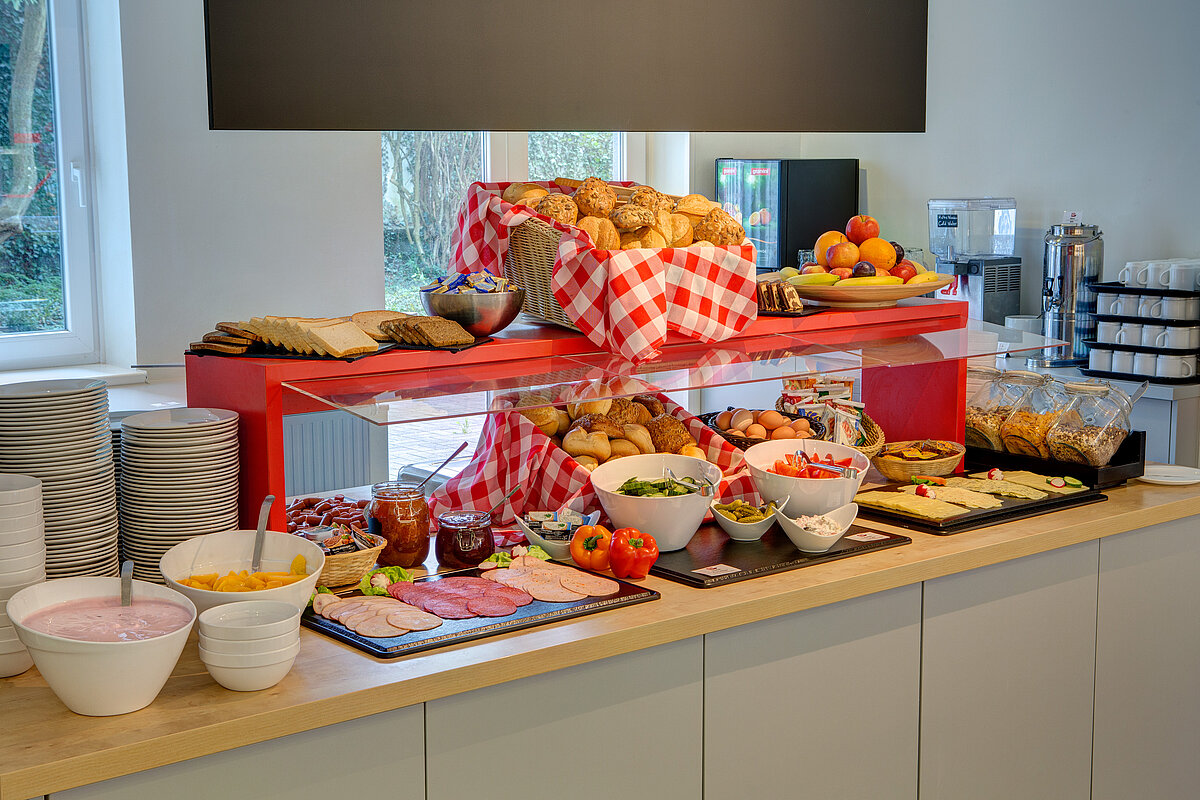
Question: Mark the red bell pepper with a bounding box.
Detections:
[570,524,611,571]
[609,528,659,580]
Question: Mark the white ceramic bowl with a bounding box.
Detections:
[0,635,29,654]
[772,502,859,553]
[710,496,787,542]
[199,629,298,655]
[0,649,32,678]
[199,640,300,668]
[0,551,44,573]
[202,653,298,692]
[0,538,45,560]
[589,453,723,552]
[0,624,19,643]
[743,439,869,515]
[197,600,301,641]
[0,474,41,504]
[0,564,46,588]
[515,511,600,561]
[0,511,42,537]
[6,577,196,716]
[159,530,325,614]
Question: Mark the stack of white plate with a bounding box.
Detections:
[119,408,240,582]
[0,475,46,677]
[0,379,118,579]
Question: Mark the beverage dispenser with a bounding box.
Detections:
[1027,212,1102,368]
[928,198,1021,325]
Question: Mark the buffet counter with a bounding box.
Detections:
[3,479,1198,800]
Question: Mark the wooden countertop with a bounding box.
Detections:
[3,480,1198,799]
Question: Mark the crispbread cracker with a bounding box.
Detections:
[945,477,1047,500]
[970,470,1085,494]
[898,484,1002,509]
[856,490,966,520]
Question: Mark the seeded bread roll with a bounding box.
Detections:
[646,414,694,454]
[607,397,652,426]
[630,185,674,213]
[633,394,665,417]
[536,193,578,226]
[569,412,624,439]
[572,176,618,218]
[610,203,655,231]
[693,207,746,246]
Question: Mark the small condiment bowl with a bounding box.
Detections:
[0,564,46,588]
[0,538,45,560]
[0,513,42,543]
[0,551,44,573]
[201,654,298,692]
[710,497,787,542]
[772,502,858,553]
[199,640,300,668]
[197,600,302,641]
[515,510,600,561]
[199,629,298,655]
[0,475,41,505]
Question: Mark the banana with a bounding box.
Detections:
[835,276,905,287]
[912,262,928,274]
[905,271,946,285]
[787,273,840,286]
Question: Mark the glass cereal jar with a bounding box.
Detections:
[998,372,1067,459]
[1045,381,1132,466]
[366,481,430,568]
[965,367,1031,451]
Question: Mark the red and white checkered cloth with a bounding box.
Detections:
[429,389,760,538]
[450,181,759,363]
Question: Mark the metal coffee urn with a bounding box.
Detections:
[1028,212,1102,368]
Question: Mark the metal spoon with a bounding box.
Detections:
[250,495,275,573]
[120,560,133,607]
[795,450,860,480]
[416,442,469,490]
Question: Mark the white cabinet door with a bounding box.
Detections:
[52,704,425,800]
[426,637,703,800]
[704,585,922,800]
[920,541,1098,800]
[1093,517,1200,800]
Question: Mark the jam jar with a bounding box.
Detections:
[434,510,495,569]
[1045,381,1133,466]
[366,481,430,568]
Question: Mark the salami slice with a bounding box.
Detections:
[435,576,493,589]
[353,616,408,639]
[466,595,518,617]
[485,585,533,607]
[425,596,475,620]
[559,574,619,597]
[386,609,444,631]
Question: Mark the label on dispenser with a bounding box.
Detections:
[937,214,959,228]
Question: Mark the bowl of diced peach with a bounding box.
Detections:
[159,530,325,614]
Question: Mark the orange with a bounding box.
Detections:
[813,230,848,267]
[858,237,897,272]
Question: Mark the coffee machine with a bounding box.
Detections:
[1026,212,1103,368]
[928,198,1022,325]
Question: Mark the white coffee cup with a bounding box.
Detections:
[1167,262,1200,291]
[1114,294,1139,316]
[1154,297,1200,320]
[1155,327,1197,349]
[1115,323,1142,345]
[1133,352,1158,375]
[1138,296,1159,317]
[1096,321,1121,344]
[1089,349,1113,371]
[1144,261,1173,289]
[1156,354,1196,379]
[1096,294,1120,315]
[1111,351,1134,372]
[1142,324,1167,347]
[1118,261,1149,287]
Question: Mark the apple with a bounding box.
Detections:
[891,261,918,282]
[845,214,880,245]
[826,241,860,270]
[800,263,829,275]
[851,261,876,278]
[830,267,853,280]
[801,261,820,269]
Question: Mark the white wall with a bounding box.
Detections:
[112,0,383,365]
[690,0,1200,314]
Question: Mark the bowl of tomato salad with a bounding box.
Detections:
[742,439,870,516]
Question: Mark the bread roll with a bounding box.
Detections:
[570,413,624,439]
[610,203,655,231]
[535,193,578,226]
[553,409,572,437]
[630,186,674,213]
[622,423,655,454]
[572,176,618,218]
[632,394,665,417]
[576,215,621,250]
[574,455,600,472]
[646,414,693,454]
[565,382,612,419]
[502,182,549,205]
[674,193,720,226]
[667,214,694,247]
[620,227,667,250]
[693,207,746,246]
[563,427,611,463]
[608,438,640,459]
[518,404,558,437]
[678,444,707,461]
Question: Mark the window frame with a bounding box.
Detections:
[0,0,98,370]
[484,132,645,183]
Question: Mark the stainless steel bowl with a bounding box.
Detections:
[419,288,526,337]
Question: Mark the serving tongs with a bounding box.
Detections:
[794,449,860,480]
[664,466,715,498]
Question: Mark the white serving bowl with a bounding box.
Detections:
[202,653,298,692]
[0,624,19,643]
[0,564,46,588]
[0,474,41,504]
[0,499,42,519]
[743,439,870,516]
[589,453,723,552]
[0,635,29,654]
[0,551,44,573]
[199,629,298,655]
[0,649,32,678]
[159,530,325,614]
[0,538,45,560]
[199,639,300,668]
[197,599,301,641]
[772,502,859,553]
[0,511,43,537]
[6,577,196,716]
[710,496,787,542]
[515,510,600,561]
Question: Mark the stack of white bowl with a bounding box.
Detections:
[197,600,301,691]
[0,475,46,677]
[0,379,118,578]
[119,408,240,583]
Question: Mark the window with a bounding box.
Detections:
[0,0,95,369]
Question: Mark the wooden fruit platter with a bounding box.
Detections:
[760,271,953,309]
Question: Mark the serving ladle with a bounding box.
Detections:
[794,449,860,480]
[120,560,134,607]
[664,466,715,497]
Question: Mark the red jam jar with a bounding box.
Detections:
[434,510,495,569]
[366,481,430,568]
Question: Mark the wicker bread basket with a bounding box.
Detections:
[774,397,886,458]
[505,219,579,330]
[315,534,384,589]
[870,440,965,483]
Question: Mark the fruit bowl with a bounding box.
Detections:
[760,270,953,309]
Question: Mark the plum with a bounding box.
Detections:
[890,241,905,263]
[851,261,876,278]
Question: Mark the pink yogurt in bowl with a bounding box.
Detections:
[8,577,197,716]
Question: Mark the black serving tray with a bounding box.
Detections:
[1080,368,1200,386]
[758,307,833,318]
[1091,281,1200,299]
[962,430,1146,489]
[1083,339,1200,356]
[186,336,493,362]
[856,481,1107,535]
[1095,313,1199,327]
[648,522,910,588]
[301,565,658,659]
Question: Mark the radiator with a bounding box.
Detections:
[283,410,388,496]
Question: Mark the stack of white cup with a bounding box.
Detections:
[197,600,301,691]
[0,475,46,677]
